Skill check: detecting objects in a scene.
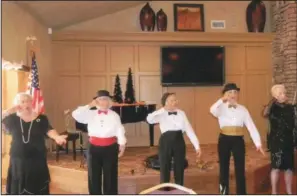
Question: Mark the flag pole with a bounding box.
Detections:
[25,36,50,151]
[26,36,37,65]
[25,36,37,93]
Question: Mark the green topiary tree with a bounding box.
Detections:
[113,74,123,103]
[124,68,136,103]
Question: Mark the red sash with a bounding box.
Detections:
[89,136,117,146]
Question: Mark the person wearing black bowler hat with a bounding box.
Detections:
[210,83,265,194]
[147,92,201,186]
[72,90,126,195]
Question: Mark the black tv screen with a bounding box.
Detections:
[161,46,225,86]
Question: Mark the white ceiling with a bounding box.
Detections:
[14,1,146,30]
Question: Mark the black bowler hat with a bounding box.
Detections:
[222,83,240,94]
[93,90,112,99]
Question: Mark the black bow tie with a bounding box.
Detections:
[168,112,177,115]
[228,104,237,109]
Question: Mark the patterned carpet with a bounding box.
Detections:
[47,143,270,177]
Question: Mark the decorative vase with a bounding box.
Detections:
[246,0,266,32]
[139,3,155,31]
[156,9,167,31]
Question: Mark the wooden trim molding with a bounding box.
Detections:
[52,31,275,43]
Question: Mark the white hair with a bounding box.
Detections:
[271,84,286,98]
[13,92,32,106]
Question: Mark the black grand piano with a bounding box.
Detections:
[75,104,157,146]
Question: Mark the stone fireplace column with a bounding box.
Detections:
[272,1,297,102]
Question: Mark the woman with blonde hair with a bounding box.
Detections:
[263,84,297,194]
[2,92,67,194]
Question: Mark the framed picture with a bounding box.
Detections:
[173,4,205,32]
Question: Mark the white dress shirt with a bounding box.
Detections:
[210,99,262,147]
[147,108,200,150]
[72,105,127,145]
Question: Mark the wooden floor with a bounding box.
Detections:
[254,163,297,195]
[3,144,296,194]
[46,143,270,194]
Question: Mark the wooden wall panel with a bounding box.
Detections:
[225,45,245,73]
[110,45,135,72]
[246,74,270,141]
[52,43,80,73]
[138,45,160,72]
[138,75,163,146]
[195,87,222,144]
[139,75,162,103]
[246,46,271,71]
[82,76,107,103]
[81,45,107,73]
[55,76,81,132]
[2,70,7,110]
[52,32,274,147]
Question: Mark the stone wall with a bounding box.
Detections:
[271,1,297,102]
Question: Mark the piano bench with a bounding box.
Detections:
[56,131,80,162]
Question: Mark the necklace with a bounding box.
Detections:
[20,117,34,144]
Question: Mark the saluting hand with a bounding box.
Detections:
[222,93,229,102]
[118,145,125,157]
[88,100,98,108]
[3,105,21,119]
[8,105,21,114]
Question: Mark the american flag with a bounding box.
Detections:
[27,53,45,114]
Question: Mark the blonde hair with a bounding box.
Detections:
[271,84,286,98]
[13,92,32,106]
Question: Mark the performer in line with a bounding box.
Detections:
[72,90,126,195]
[262,84,296,194]
[147,92,201,186]
[2,93,67,194]
[210,83,265,195]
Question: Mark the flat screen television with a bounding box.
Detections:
[161,46,225,86]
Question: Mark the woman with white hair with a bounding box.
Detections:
[263,84,297,194]
[1,92,67,194]
[72,90,126,195]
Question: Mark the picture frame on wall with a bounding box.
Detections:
[173,4,205,32]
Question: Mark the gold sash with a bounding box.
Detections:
[221,126,244,136]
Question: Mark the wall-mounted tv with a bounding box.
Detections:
[161,46,225,86]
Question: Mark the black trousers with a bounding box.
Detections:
[218,133,246,195]
[87,143,118,195]
[159,130,186,185]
